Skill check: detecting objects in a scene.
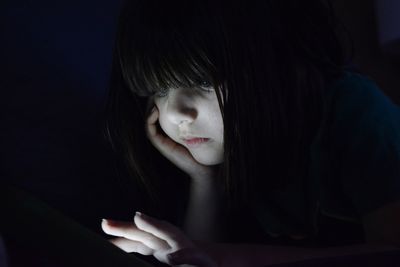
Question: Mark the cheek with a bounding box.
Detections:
[210,105,224,137]
[157,111,177,140]
[158,114,168,133]
[153,100,181,142]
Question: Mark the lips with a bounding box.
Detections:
[182,137,210,147]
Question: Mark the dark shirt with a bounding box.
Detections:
[251,72,400,247]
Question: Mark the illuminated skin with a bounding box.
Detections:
[146,85,224,180]
[101,213,218,266]
[154,85,224,165]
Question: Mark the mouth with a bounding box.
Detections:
[182,137,210,148]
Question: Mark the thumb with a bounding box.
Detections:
[167,247,218,267]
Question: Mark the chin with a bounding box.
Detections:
[192,153,224,166]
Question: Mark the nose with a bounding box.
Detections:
[165,88,198,125]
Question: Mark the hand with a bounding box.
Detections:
[146,103,218,181]
[101,212,218,267]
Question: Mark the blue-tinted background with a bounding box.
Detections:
[0,0,141,231]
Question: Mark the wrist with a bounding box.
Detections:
[189,175,215,185]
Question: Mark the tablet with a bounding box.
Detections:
[0,185,155,267]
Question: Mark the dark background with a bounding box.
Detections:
[0,0,135,233]
[332,0,400,104]
[1,0,399,237]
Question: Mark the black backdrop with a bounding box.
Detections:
[0,0,143,232]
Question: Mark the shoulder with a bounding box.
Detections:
[320,71,400,216]
[323,71,400,147]
[326,72,399,122]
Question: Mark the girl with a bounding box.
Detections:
[101,0,400,266]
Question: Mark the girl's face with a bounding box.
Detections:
[153,85,224,165]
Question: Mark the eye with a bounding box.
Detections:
[198,81,213,93]
[154,88,169,98]
[199,80,211,88]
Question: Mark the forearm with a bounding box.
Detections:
[204,242,400,267]
[183,178,224,242]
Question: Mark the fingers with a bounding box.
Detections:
[110,237,154,255]
[144,107,191,164]
[134,212,193,250]
[145,106,173,149]
[102,215,214,267]
[101,219,170,251]
[146,106,159,137]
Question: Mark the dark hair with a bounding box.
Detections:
[104,0,353,208]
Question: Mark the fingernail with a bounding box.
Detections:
[135,211,142,217]
[101,219,108,226]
